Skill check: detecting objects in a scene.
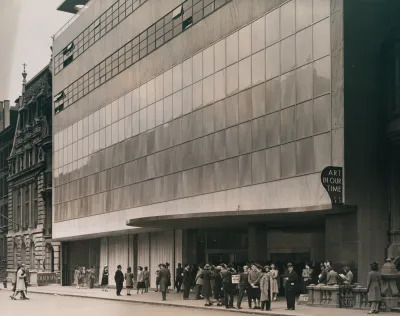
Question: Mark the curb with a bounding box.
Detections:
[25,289,297,316]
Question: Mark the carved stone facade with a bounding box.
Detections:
[6,65,59,286]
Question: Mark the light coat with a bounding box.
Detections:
[16,268,26,292]
[367,271,382,302]
[260,273,271,301]
[270,269,279,294]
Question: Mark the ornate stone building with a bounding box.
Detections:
[0,100,18,281]
[6,64,59,286]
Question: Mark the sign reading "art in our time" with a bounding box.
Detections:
[321,166,343,205]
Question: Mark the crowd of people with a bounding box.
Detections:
[74,266,98,289]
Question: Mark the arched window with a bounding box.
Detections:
[21,240,26,265]
[45,243,54,272]
[29,242,35,270]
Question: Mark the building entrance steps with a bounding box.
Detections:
[2,285,398,316]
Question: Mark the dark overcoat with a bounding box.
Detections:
[200,269,213,298]
[159,267,170,292]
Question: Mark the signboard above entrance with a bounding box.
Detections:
[321,166,343,205]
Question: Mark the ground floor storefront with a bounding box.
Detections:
[60,209,359,288]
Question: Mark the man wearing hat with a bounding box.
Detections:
[284,263,298,310]
[159,263,170,301]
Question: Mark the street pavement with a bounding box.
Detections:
[1,286,399,316]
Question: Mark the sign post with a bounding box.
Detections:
[321,166,343,205]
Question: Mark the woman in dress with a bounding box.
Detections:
[200,264,213,306]
[101,265,109,291]
[367,262,382,314]
[137,266,145,294]
[14,265,28,300]
[143,266,150,293]
[270,264,279,301]
[125,267,134,296]
[260,266,271,311]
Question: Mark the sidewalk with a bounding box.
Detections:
[2,285,396,316]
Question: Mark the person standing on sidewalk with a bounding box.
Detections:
[137,266,145,294]
[143,266,150,293]
[213,266,223,306]
[114,265,124,296]
[270,264,279,301]
[14,264,28,300]
[237,265,249,309]
[159,263,169,301]
[165,262,172,293]
[367,262,382,314]
[221,263,236,309]
[175,263,183,293]
[182,264,191,300]
[260,266,271,311]
[125,267,134,296]
[285,263,298,310]
[195,266,203,300]
[155,265,160,292]
[200,264,213,306]
[101,265,109,291]
[248,264,262,309]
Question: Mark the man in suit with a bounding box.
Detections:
[159,263,169,301]
[175,263,184,293]
[114,265,124,296]
[285,263,298,310]
[182,264,191,300]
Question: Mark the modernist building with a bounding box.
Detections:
[52,0,400,287]
[6,65,59,286]
[0,100,18,279]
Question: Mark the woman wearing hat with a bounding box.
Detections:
[101,265,109,291]
[367,262,382,314]
[200,264,213,306]
[260,266,272,311]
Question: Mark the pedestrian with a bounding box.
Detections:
[260,266,271,311]
[237,265,250,309]
[155,265,160,292]
[195,266,203,300]
[221,263,236,309]
[327,265,339,285]
[302,263,313,293]
[212,266,223,306]
[14,264,28,300]
[270,263,279,301]
[74,266,81,289]
[367,262,382,314]
[159,263,169,301]
[175,263,183,293]
[137,266,145,294]
[248,264,262,309]
[165,262,171,292]
[284,263,298,311]
[10,264,20,300]
[143,266,150,293]
[23,265,30,297]
[88,267,95,289]
[125,267,134,296]
[182,263,191,300]
[81,266,87,288]
[114,265,124,296]
[101,265,109,291]
[200,264,213,306]
[340,266,354,285]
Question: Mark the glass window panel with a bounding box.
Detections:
[280,35,296,74]
[313,56,331,96]
[226,62,239,96]
[266,42,280,80]
[124,91,132,116]
[132,88,139,112]
[88,133,94,155]
[226,31,238,66]
[93,131,100,152]
[252,16,265,53]
[313,18,331,60]
[118,96,125,120]
[173,63,183,93]
[112,121,119,145]
[214,39,226,72]
[139,108,147,133]
[111,100,119,123]
[296,0,312,30]
[296,63,313,103]
[164,69,173,96]
[266,77,281,114]
[280,70,296,108]
[183,57,193,88]
[296,100,313,139]
[132,112,139,136]
[193,80,203,110]
[239,24,251,60]
[99,107,106,129]
[203,75,214,106]
[106,103,112,126]
[93,110,99,132]
[147,79,156,105]
[118,119,125,142]
[173,91,183,118]
[281,1,295,38]
[82,116,89,137]
[155,74,164,101]
[139,84,147,108]
[156,100,164,126]
[313,0,330,22]
[147,103,156,130]
[252,49,265,85]
[203,45,214,78]
[193,51,203,82]
[238,56,251,91]
[88,113,94,135]
[99,128,105,149]
[164,95,173,122]
[214,69,226,102]
[182,85,193,115]
[296,27,313,67]
[125,115,132,139]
